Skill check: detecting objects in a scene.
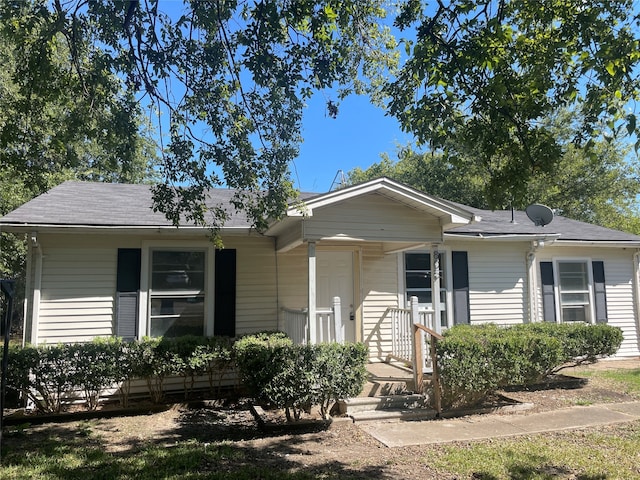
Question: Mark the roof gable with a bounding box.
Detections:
[286,177,477,228]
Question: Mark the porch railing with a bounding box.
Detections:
[281,296,342,344]
[385,296,435,369]
[281,307,308,345]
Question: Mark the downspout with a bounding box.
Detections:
[527,240,540,324]
[527,242,538,323]
[30,233,42,345]
[22,233,32,347]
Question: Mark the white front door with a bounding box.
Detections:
[317,251,355,342]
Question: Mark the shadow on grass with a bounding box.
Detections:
[0,404,388,480]
[472,463,607,480]
[467,451,608,480]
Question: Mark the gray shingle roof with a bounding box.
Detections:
[447,206,640,242]
[0,181,251,228]
[2,180,640,242]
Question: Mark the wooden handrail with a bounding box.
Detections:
[413,323,444,340]
[412,323,442,416]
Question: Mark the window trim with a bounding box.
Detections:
[139,241,216,339]
[552,257,596,324]
[398,248,453,328]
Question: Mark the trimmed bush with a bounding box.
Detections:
[234,332,368,420]
[155,335,235,400]
[2,335,238,412]
[437,323,623,408]
[312,342,368,418]
[510,322,624,372]
[204,336,235,397]
[68,338,123,410]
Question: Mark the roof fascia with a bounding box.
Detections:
[444,233,562,242]
[551,240,640,248]
[0,224,254,236]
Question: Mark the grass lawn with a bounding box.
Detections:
[1,367,639,479]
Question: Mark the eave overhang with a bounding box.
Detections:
[0,223,254,236]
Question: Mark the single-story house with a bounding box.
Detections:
[2,177,640,360]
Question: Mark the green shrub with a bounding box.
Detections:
[135,337,180,404]
[68,338,122,410]
[312,342,369,418]
[510,323,624,372]
[204,336,235,397]
[6,343,78,413]
[436,323,622,409]
[109,339,142,408]
[234,332,368,420]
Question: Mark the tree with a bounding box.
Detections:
[387,0,640,208]
[0,0,398,231]
[347,148,489,208]
[2,1,640,231]
[347,110,640,234]
[0,17,158,333]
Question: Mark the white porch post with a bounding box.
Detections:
[332,296,343,343]
[431,244,442,334]
[410,295,420,325]
[308,241,317,344]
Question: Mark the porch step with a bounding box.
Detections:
[344,393,427,413]
[349,407,438,423]
[360,380,415,397]
[362,361,416,397]
[338,394,434,423]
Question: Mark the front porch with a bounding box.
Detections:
[281,294,445,419]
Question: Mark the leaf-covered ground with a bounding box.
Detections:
[2,362,640,479]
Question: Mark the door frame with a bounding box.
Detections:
[315,245,362,342]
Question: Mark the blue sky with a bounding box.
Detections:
[293,93,414,193]
[152,1,411,194]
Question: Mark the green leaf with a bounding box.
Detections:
[606,61,616,76]
[627,114,636,136]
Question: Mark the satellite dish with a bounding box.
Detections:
[526,204,554,227]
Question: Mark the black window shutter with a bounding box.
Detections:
[214,249,236,337]
[117,249,141,292]
[452,251,470,325]
[592,261,608,324]
[540,262,556,322]
[116,249,141,340]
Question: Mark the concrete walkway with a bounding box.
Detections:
[359,401,640,447]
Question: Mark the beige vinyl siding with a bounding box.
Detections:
[38,239,117,344]
[450,241,529,325]
[277,244,309,313]
[536,246,640,357]
[32,233,282,344]
[302,193,442,243]
[361,243,400,361]
[224,236,278,335]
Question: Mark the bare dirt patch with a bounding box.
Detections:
[4,364,640,479]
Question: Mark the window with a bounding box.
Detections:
[557,260,591,323]
[404,252,446,327]
[149,250,206,337]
